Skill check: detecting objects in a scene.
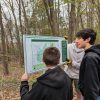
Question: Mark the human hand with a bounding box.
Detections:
[21,73,29,81]
[66,58,72,65]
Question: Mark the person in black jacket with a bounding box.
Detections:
[75,28,100,100]
[20,47,73,100]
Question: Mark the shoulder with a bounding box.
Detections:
[83,52,100,64]
[68,43,75,47]
[85,52,99,59]
[68,43,72,48]
[68,43,75,51]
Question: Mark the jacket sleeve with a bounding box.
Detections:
[67,44,83,69]
[20,81,29,98]
[83,55,100,100]
[20,81,45,100]
[72,61,81,69]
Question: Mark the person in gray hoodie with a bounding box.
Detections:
[66,42,84,100]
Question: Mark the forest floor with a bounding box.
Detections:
[0,62,24,100]
[0,62,41,100]
[0,62,77,100]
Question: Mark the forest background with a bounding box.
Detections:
[0,0,100,100]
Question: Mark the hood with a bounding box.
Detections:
[85,44,100,56]
[70,43,84,53]
[37,66,68,88]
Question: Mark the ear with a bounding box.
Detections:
[86,37,91,43]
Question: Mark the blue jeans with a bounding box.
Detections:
[83,96,100,100]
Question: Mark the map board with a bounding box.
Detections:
[23,35,68,74]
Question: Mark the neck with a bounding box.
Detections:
[85,43,92,50]
[46,65,57,70]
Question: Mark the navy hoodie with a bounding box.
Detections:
[79,44,100,100]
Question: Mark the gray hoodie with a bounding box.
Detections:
[65,43,84,79]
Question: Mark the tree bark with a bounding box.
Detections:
[21,0,30,34]
[43,0,59,36]
[9,0,23,67]
[68,0,76,43]
[0,3,9,75]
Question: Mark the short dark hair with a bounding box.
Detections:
[76,28,97,45]
[43,47,60,66]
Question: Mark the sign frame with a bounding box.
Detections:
[23,35,67,74]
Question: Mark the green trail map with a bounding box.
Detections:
[23,35,67,74]
[31,40,60,71]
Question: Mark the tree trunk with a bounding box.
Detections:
[18,0,24,64]
[21,0,30,34]
[86,1,94,28]
[0,4,9,75]
[96,0,100,29]
[43,0,59,36]
[3,11,15,55]
[68,0,76,43]
[9,1,23,67]
[76,2,81,31]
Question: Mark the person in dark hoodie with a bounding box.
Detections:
[20,47,73,100]
[75,28,100,100]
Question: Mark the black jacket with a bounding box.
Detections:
[20,66,73,100]
[79,44,100,100]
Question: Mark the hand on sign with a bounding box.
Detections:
[66,58,72,65]
[21,73,29,81]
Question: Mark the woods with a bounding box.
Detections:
[0,0,100,100]
[0,0,100,75]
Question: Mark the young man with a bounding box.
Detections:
[20,47,73,100]
[66,42,84,100]
[75,28,100,100]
